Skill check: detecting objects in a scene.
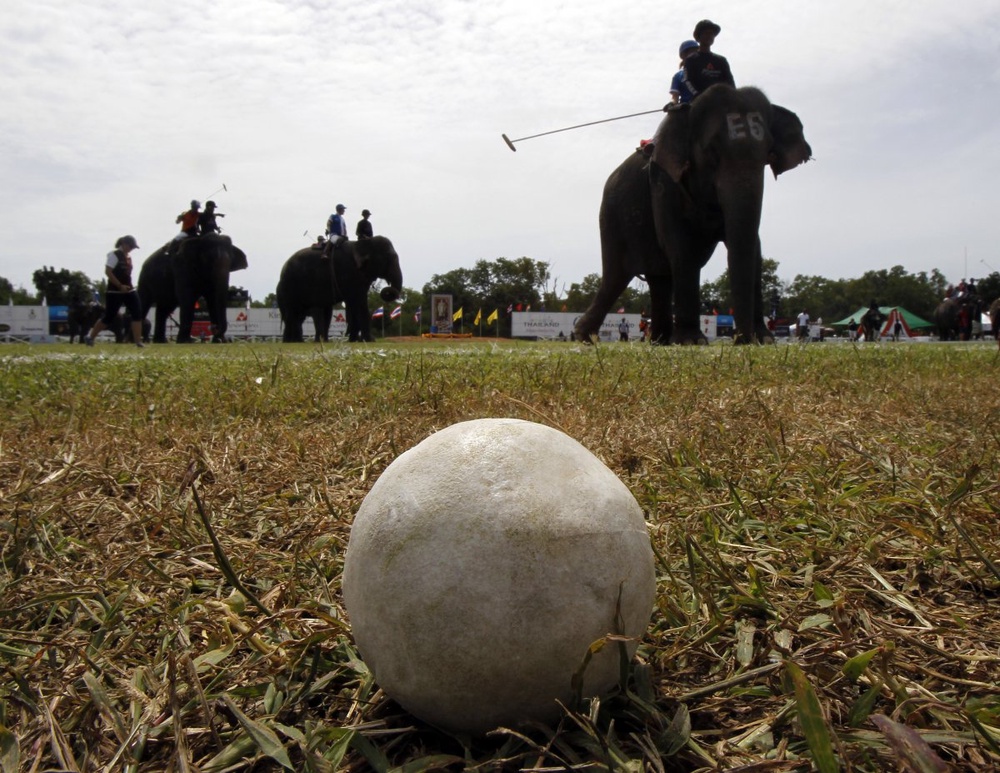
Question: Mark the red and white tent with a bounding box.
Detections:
[880,308,915,339]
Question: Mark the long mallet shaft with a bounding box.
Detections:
[502,108,663,152]
[206,183,228,198]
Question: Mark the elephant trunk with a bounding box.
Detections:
[718,168,765,343]
[380,258,403,303]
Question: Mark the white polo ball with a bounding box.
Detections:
[342,418,656,735]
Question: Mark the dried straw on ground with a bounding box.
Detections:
[1,341,998,772]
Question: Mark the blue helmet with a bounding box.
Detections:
[679,39,699,57]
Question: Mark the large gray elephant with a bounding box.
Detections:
[575,85,812,345]
[137,234,248,343]
[934,296,978,341]
[276,236,403,342]
[991,298,1000,341]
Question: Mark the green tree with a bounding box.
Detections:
[366,286,426,337]
[700,258,785,315]
[563,274,602,312]
[975,272,1000,303]
[424,257,552,336]
[254,292,278,309]
[0,276,37,304]
[32,266,98,306]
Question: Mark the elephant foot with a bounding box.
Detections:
[573,325,599,344]
[670,328,709,346]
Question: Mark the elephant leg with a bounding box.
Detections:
[647,275,672,345]
[749,239,773,344]
[670,240,714,344]
[575,229,632,343]
[153,308,169,343]
[177,301,195,343]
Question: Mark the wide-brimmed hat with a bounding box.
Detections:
[693,19,721,40]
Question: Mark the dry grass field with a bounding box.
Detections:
[1,340,999,772]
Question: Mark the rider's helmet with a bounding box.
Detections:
[117,235,139,250]
[679,40,699,57]
[190,200,201,210]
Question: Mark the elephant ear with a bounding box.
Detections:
[768,105,812,178]
[651,109,691,184]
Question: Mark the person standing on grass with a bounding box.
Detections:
[87,235,144,348]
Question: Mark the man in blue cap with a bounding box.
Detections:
[669,39,700,105]
[324,204,348,259]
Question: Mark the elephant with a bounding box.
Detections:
[276,236,403,343]
[575,85,812,345]
[137,233,248,343]
[991,298,1000,341]
[934,296,979,341]
[858,306,885,342]
[67,299,102,343]
[66,299,149,343]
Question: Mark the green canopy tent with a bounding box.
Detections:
[830,306,934,330]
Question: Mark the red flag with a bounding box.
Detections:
[616,306,625,314]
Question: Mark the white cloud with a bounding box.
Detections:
[1,0,999,302]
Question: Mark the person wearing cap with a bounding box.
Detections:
[324,204,348,258]
[198,200,225,236]
[682,19,735,100]
[176,199,201,238]
[86,235,145,348]
[356,209,373,240]
[166,199,201,258]
[669,40,700,105]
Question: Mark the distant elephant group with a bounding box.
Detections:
[575,84,812,345]
[134,232,403,344]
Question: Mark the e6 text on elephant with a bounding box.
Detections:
[276,235,403,342]
[137,234,248,343]
[575,85,812,345]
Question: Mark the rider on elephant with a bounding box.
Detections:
[681,20,736,100]
[167,200,201,258]
[198,200,224,235]
[324,204,348,258]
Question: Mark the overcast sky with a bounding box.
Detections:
[2,1,998,302]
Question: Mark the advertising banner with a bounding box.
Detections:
[511,312,720,341]
[0,305,51,342]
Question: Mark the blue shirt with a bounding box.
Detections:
[327,213,346,237]
[670,68,695,104]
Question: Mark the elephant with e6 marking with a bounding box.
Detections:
[137,234,248,343]
[277,235,403,342]
[575,85,812,345]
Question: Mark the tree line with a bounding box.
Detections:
[4,258,998,339]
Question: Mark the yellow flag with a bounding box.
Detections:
[487,309,498,325]
[453,307,463,321]
[474,309,482,325]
